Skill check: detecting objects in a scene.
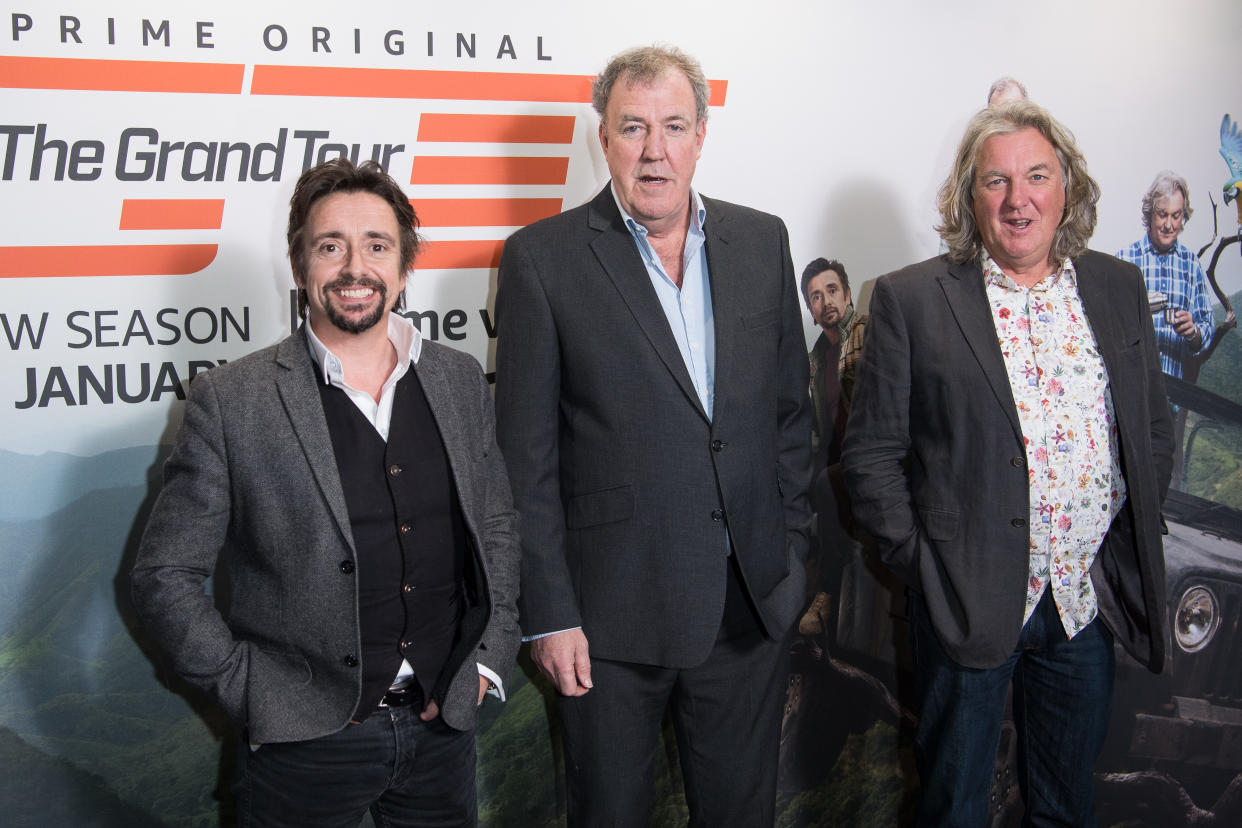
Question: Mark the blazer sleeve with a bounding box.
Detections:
[775,219,814,570]
[1138,270,1174,502]
[467,360,523,684]
[129,369,253,724]
[840,275,925,585]
[494,231,581,637]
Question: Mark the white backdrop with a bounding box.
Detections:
[2,0,1239,457]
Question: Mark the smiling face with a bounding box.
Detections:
[1148,191,1186,254]
[297,191,406,340]
[599,68,706,237]
[972,127,1066,284]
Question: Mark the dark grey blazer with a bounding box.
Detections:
[131,328,521,744]
[842,252,1173,672]
[494,187,813,668]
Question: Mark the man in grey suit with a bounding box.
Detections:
[494,46,812,826]
[843,101,1172,826]
[131,158,520,827]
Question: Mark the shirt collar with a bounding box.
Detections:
[1141,235,1180,257]
[303,312,422,386]
[980,250,1077,291]
[610,181,707,239]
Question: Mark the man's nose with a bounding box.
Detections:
[642,130,666,160]
[343,244,364,274]
[1004,181,1029,208]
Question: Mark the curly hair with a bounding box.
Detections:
[287,157,423,317]
[936,100,1100,266]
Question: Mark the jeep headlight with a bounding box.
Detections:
[1174,586,1220,653]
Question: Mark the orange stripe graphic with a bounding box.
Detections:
[414,198,561,227]
[0,245,218,278]
[416,113,575,144]
[252,65,594,102]
[0,56,243,93]
[418,240,504,270]
[411,156,570,185]
[120,199,225,230]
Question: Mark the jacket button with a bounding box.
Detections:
[339,559,355,574]
[403,583,414,593]
[401,640,413,650]
[711,508,725,522]
[400,522,412,534]
[1011,518,1026,528]
[388,464,403,476]
[711,439,727,452]
[343,654,358,668]
[1010,457,1024,468]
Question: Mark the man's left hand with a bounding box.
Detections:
[419,698,440,722]
[477,674,490,706]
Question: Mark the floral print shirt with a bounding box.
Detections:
[983,253,1127,638]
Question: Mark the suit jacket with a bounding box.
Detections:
[494,187,813,668]
[131,327,521,744]
[842,252,1173,672]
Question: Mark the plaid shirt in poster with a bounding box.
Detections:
[1114,237,1214,378]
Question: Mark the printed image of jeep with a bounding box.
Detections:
[781,373,1242,827]
[1096,374,1242,825]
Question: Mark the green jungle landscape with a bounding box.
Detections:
[0,291,1239,827]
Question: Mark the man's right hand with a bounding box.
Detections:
[530,628,593,696]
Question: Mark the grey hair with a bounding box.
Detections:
[986,76,1028,106]
[592,45,711,128]
[936,100,1100,266]
[1141,170,1194,228]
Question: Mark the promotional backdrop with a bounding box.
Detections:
[2,1,1240,825]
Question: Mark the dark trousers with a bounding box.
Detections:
[910,589,1115,828]
[557,561,790,828]
[237,705,477,828]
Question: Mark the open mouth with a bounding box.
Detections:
[336,287,375,300]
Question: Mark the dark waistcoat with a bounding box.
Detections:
[319,368,468,719]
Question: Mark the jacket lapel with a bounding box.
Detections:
[273,329,355,551]
[937,259,1023,440]
[409,349,477,537]
[586,188,707,420]
[1074,256,1122,370]
[702,196,735,420]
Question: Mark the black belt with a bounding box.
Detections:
[377,685,423,709]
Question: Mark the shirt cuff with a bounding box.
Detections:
[477,663,506,702]
[521,626,582,643]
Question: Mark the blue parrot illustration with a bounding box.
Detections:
[1222,113,1242,228]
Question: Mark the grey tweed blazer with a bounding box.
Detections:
[131,327,521,744]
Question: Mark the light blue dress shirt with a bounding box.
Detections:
[612,184,716,419]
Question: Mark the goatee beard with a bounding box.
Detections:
[323,276,388,334]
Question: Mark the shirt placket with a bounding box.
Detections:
[1027,290,1052,566]
[1040,292,1075,621]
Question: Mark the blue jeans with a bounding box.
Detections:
[237,706,477,828]
[910,589,1114,827]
